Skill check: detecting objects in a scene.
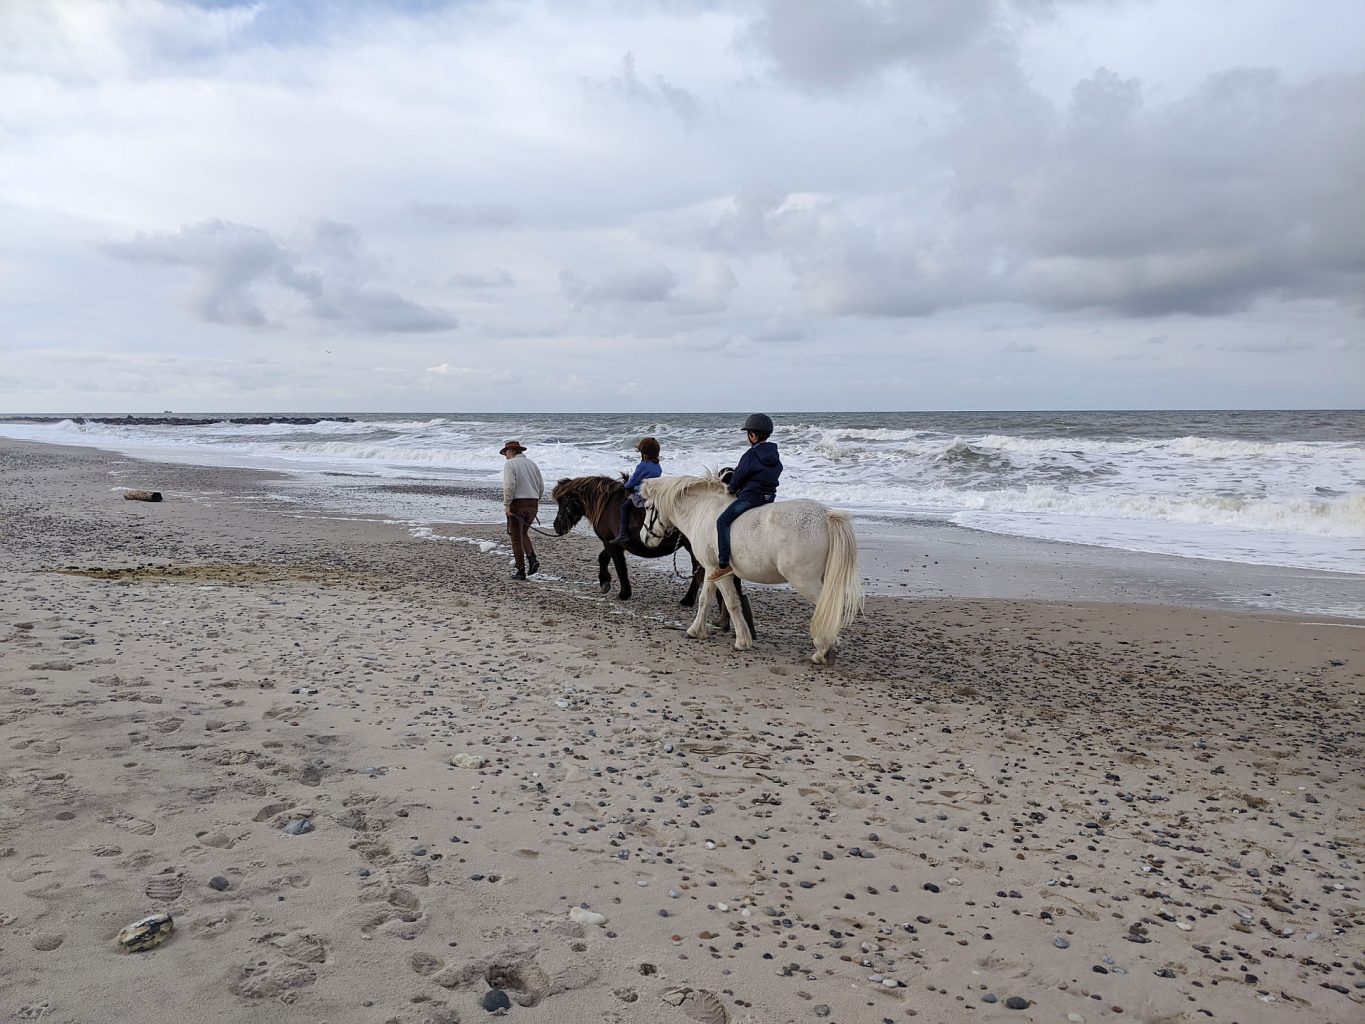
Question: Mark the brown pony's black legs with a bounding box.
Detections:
[597,548,613,594]
[610,545,631,600]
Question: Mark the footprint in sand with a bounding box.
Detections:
[188,913,236,940]
[268,873,311,891]
[229,960,317,999]
[387,860,429,887]
[118,850,157,870]
[107,814,157,836]
[358,909,428,941]
[297,764,323,787]
[145,872,184,901]
[91,845,123,857]
[485,957,554,1008]
[663,987,731,1024]
[252,801,294,823]
[335,807,385,833]
[31,933,64,951]
[410,952,442,976]
[153,718,184,733]
[8,855,53,883]
[381,1003,460,1024]
[265,929,329,964]
[422,949,593,1007]
[196,828,241,849]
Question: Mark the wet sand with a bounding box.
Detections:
[1,437,1362,1024]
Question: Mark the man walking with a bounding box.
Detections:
[500,440,544,579]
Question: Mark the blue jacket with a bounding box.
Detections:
[730,442,781,501]
[624,460,662,494]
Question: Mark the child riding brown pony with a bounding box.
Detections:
[551,474,754,635]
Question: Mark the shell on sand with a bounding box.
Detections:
[568,907,606,927]
[662,987,730,1024]
[118,913,173,952]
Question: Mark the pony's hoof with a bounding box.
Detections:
[811,652,827,665]
[734,640,753,652]
[617,592,632,602]
[598,583,612,594]
[685,627,704,640]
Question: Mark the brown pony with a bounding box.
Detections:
[551,474,753,633]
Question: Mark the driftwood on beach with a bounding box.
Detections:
[122,490,162,502]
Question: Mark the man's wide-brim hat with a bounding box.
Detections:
[500,440,527,455]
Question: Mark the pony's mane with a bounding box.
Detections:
[551,474,623,502]
[642,470,727,517]
[551,474,624,525]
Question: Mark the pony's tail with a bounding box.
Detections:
[811,511,864,652]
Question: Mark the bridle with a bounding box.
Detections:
[552,494,581,536]
[641,503,670,545]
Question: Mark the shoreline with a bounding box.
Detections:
[2,436,1362,1023]
[7,434,1361,620]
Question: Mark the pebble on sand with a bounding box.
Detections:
[482,988,512,1012]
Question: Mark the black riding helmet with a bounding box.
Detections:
[742,413,774,434]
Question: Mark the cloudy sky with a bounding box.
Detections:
[2,0,1362,412]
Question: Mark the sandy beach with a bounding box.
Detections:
[1,437,1361,1024]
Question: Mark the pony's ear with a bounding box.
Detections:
[619,471,629,482]
[557,478,570,486]
[718,466,735,485]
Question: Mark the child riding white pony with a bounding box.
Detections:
[639,472,863,664]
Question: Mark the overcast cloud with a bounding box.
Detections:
[1,0,1361,412]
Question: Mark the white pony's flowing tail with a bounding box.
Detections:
[811,511,864,655]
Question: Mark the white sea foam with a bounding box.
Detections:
[3,412,1361,574]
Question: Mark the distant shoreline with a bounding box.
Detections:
[0,415,355,426]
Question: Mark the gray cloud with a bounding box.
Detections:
[696,66,1365,320]
[741,0,999,92]
[5,0,1362,412]
[102,219,457,333]
[560,264,679,308]
[589,52,702,129]
[449,269,516,288]
[101,220,287,326]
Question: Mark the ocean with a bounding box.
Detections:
[1,410,1362,576]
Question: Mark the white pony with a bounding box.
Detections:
[639,472,863,664]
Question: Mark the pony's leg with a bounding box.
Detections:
[686,581,714,639]
[715,577,753,651]
[680,550,701,607]
[612,546,632,601]
[597,548,613,594]
[735,579,755,638]
[787,569,834,664]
